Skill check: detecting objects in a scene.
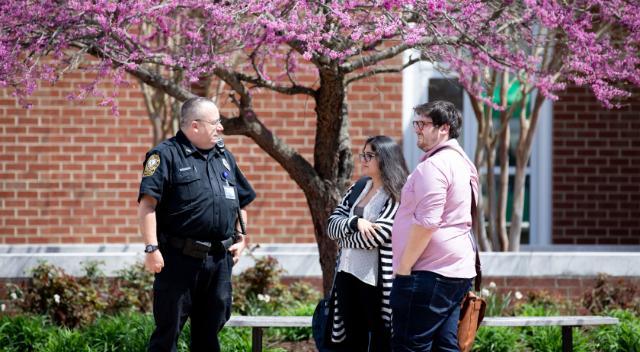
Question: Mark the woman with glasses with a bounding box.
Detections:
[327,135,409,352]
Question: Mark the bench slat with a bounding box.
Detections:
[227,316,312,328]
[482,316,619,327]
[227,315,618,328]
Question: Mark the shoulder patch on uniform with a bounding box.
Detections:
[143,154,161,177]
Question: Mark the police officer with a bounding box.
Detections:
[138,97,256,352]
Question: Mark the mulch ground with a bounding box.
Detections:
[271,339,317,351]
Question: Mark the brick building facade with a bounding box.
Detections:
[0,70,404,245]
[0,71,638,247]
[553,87,640,245]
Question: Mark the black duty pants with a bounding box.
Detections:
[148,246,233,352]
[335,271,391,352]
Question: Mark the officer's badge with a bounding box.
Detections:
[143,154,160,176]
[222,158,231,171]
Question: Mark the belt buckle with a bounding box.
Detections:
[209,241,226,256]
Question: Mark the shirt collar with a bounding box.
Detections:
[175,130,198,156]
[420,138,460,162]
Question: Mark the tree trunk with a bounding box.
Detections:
[508,93,544,251]
[485,141,498,248]
[497,125,510,251]
[471,96,492,252]
[306,190,340,296]
[508,154,527,251]
[311,67,353,294]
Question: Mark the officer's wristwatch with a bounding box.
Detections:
[144,244,159,253]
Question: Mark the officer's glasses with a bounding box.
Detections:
[358,152,377,162]
[196,119,222,127]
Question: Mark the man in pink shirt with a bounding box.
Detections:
[391,100,479,351]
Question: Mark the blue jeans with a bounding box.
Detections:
[390,271,472,352]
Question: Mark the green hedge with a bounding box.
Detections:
[0,313,259,352]
[1,308,637,352]
[472,308,640,352]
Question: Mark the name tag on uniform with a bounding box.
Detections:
[223,185,236,200]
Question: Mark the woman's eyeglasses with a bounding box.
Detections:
[358,152,377,162]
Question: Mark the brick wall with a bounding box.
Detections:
[0,73,149,244]
[552,87,640,245]
[285,275,640,301]
[3,68,639,246]
[0,67,404,245]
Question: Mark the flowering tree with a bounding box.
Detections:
[432,0,640,251]
[2,0,638,288]
[1,0,500,291]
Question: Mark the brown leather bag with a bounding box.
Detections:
[458,291,486,352]
[457,180,486,352]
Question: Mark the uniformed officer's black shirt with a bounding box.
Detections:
[138,130,256,241]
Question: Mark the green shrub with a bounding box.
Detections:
[591,309,640,352]
[517,302,559,317]
[219,326,252,352]
[105,263,154,315]
[6,262,105,328]
[522,325,593,352]
[81,313,154,352]
[232,254,320,318]
[269,302,315,342]
[5,261,155,329]
[472,326,523,352]
[0,315,52,352]
[0,313,256,351]
[480,282,519,317]
[33,328,88,352]
[515,303,595,352]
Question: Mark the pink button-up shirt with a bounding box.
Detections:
[392,139,479,278]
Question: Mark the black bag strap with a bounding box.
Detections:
[429,146,482,291]
[470,184,482,291]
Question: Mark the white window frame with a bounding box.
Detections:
[402,51,552,246]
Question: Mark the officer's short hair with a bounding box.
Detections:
[180,97,216,127]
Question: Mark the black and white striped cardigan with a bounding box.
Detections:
[327,180,398,343]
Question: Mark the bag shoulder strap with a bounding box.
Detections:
[430,146,482,291]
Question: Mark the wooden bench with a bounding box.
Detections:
[227,315,619,352]
[227,316,311,352]
[483,316,619,352]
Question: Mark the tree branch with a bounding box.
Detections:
[345,56,423,85]
[214,67,322,193]
[126,65,196,102]
[340,37,457,74]
[74,41,196,102]
[235,71,316,96]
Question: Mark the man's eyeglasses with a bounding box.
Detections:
[196,118,222,127]
[358,152,377,162]
[412,120,434,131]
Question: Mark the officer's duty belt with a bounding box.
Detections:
[167,237,234,259]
